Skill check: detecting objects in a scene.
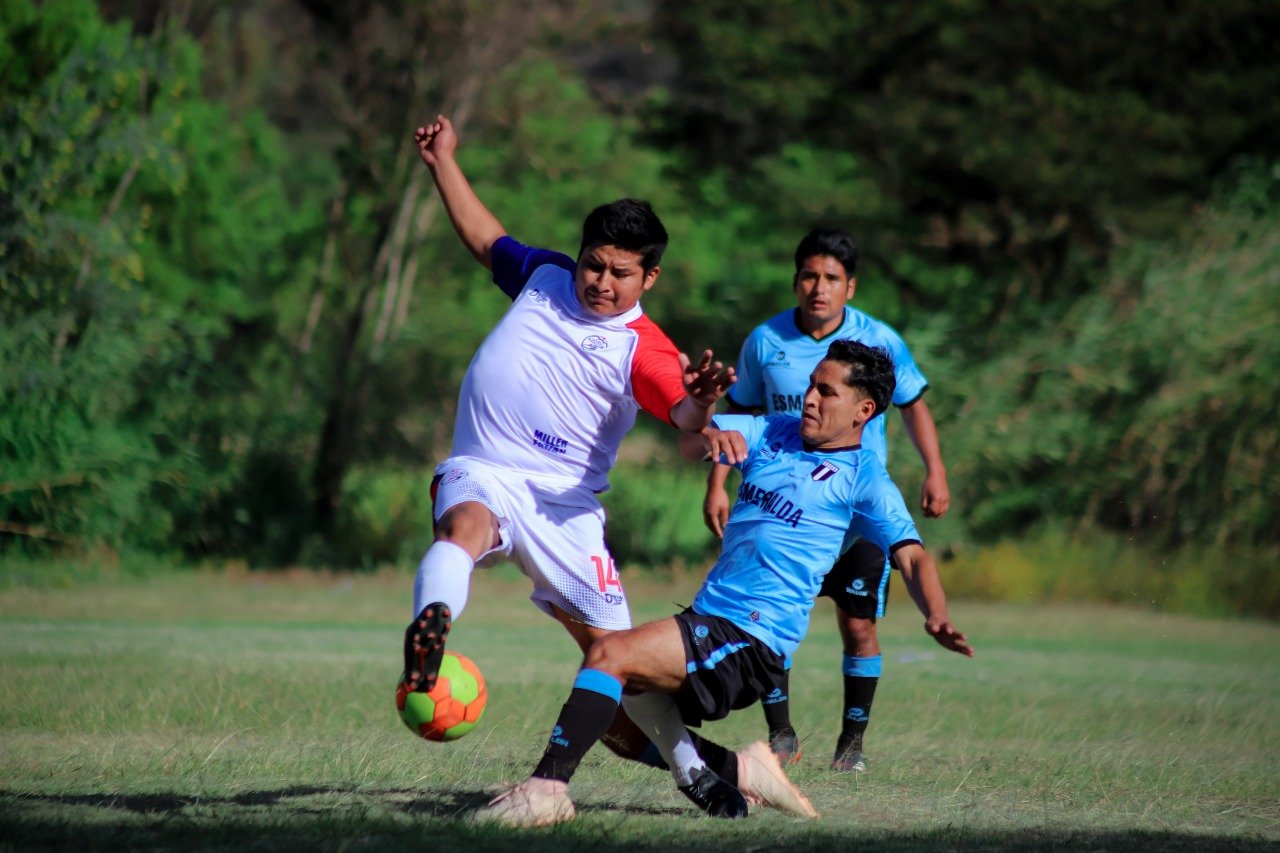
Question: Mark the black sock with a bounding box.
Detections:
[837,654,881,753]
[687,731,738,787]
[532,669,622,783]
[761,668,794,738]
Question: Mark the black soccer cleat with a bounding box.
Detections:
[769,728,803,765]
[402,602,452,693]
[678,767,749,819]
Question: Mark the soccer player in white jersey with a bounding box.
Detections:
[474,340,973,826]
[402,115,757,779]
[704,229,951,771]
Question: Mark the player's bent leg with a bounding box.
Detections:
[551,605,656,763]
[403,502,499,693]
[622,691,747,818]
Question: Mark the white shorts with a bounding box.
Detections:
[431,456,632,631]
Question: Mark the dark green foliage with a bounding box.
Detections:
[0,1,305,554]
[1,0,1276,618]
[937,164,1279,555]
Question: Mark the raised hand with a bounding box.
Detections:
[679,349,736,407]
[414,115,458,168]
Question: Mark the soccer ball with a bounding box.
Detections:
[396,651,487,741]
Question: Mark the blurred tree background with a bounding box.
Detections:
[2,0,1277,616]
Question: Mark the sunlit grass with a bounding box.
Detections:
[1,567,1277,850]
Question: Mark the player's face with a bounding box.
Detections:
[800,359,876,448]
[793,255,855,334]
[575,244,658,317]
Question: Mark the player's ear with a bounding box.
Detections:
[854,396,876,424]
[642,265,660,292]
[845,275,857,301]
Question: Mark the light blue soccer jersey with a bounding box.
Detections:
[727,307,929,463]
[692,414,922,659]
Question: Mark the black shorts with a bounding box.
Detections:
[672,610,788,726]
[818,538,891,619]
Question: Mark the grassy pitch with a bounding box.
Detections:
[1,567,1277,850]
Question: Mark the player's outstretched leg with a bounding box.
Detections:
[678,767,749,818]
[402,602,451,693]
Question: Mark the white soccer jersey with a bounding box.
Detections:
[449,236,687,494]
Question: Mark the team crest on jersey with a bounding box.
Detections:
[811,460,839,481]
[580,334,608,351]
[527,288,549,304]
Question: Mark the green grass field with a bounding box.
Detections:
[2,566,1278,851]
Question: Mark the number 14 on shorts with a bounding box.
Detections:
[591,555,621,594]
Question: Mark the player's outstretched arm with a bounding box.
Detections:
[899,398,951,518]
[414,115,506,270]
[893,543,973,657]
[669,350,736,431]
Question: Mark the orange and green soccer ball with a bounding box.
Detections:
[395,651,487,741]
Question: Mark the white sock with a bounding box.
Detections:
[621,692,706,787]
[412,540,475,620]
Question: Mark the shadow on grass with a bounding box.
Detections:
[2,786,1275,852]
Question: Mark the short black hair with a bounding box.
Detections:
[794,229,859,278]
[579,199,668,272]
[824,339,895,417]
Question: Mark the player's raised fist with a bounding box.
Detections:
[414,115,458,167]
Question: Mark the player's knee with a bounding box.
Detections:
[582,633,628,678]
[843,615,877,646]
[434,502,498,553]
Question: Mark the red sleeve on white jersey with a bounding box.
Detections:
[626,315,687,426]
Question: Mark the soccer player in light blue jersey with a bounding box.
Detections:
[705,229,951,771]
[474,340,972,827]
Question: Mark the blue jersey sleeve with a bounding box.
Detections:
[710,413,767,470]
[726,326,767,409]
[849,464,921,556]
[876,323,929,406]
[490,236,577,301]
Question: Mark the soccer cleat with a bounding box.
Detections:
[470,780,576,827]
[677,767,749,819]
[738,740,820,819]
[402,603,451,693]
[769,729,803,765]
[831,745,867,773]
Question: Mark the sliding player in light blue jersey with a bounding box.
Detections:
[705,228,951,771]
[473,340,972,827]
